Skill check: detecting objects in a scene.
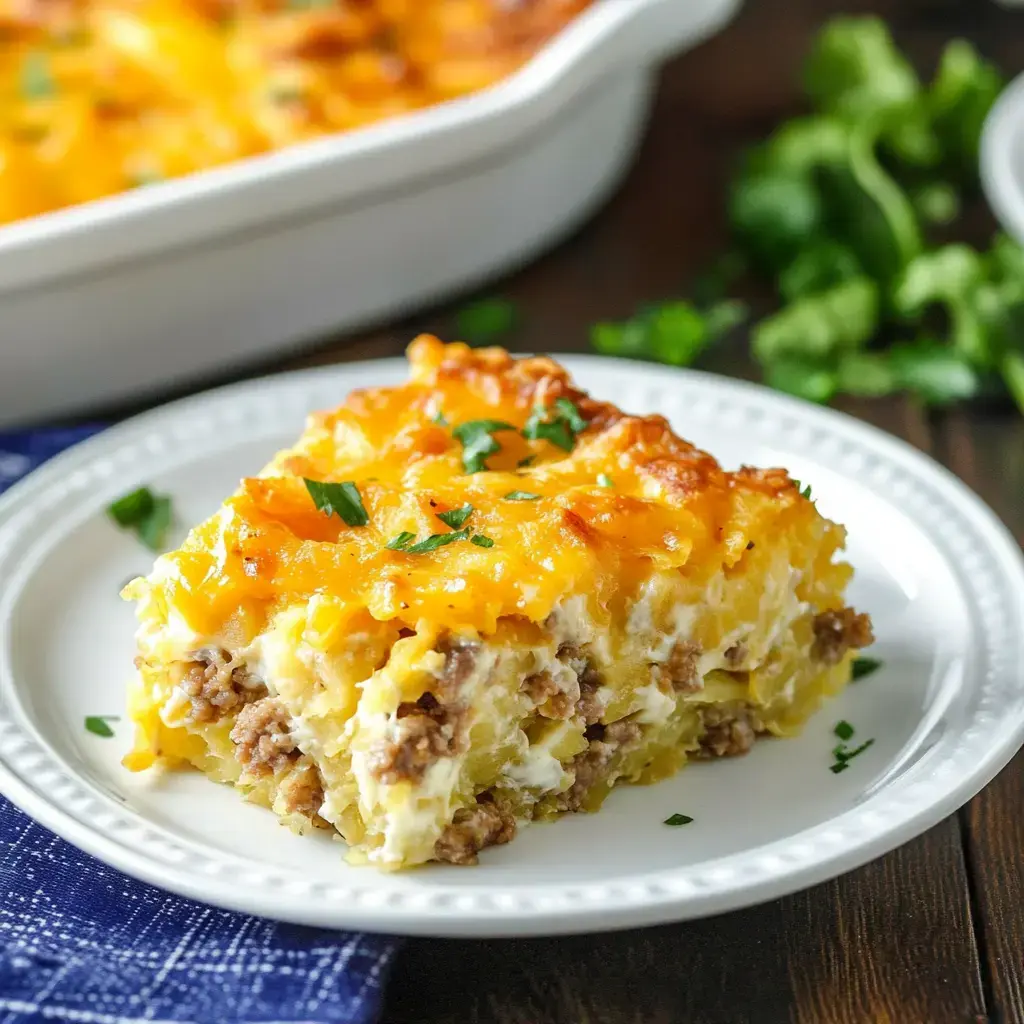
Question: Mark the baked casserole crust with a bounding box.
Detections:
[0,0,591,224]
[123,337,873,868]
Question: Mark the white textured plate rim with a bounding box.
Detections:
[1,355,1023,938]
[0,0,740,288]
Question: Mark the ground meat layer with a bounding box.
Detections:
[180,648,267,724]
[654,640,703,692]
[696,704,766,758]
[812,608,875,665]
[279,764,325,820]
[557,719,643,812]
[520,670,577,720]
[368,692,465,785]
[434,794,516,865]
[230,697,299,776]
[435,636,480,697]
[556,643,606,724]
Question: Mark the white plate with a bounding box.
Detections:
[1,356,1022,938]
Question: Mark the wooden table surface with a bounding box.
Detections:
[158,0,1024,1019]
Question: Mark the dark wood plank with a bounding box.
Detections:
[936,410,1024,1024]
[382,823,982,1024]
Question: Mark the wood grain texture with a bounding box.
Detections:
[382,823,983,1024]
[937,411,1024,1024]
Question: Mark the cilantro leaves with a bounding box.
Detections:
[437,504,474,529]
[452,419,517,474]
[522,398,586,452]
[852,656,883,680]
[834,720,854,741]
[107,487,174,552]
[830,719,875,773]
[406,529,470,554]
[303,479,368,526]
[456,297,518,347]
[387,504,495,555]
[450,397,588,472]
[85,715,119,738]
[664,813,694,827]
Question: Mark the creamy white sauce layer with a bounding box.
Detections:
[136,556,814,865]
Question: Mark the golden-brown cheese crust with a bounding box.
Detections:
[158,336,820,645]
[0,0,592,224]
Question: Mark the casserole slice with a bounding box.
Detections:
[123,337,873,869]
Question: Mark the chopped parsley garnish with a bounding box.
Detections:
[138,496,172,551]
[107,487,174,552]
[21,52,55,99]
[471,534,495,548]
[504,491,540,501]
[85,715,119,738]
[597,473,614,488]
[517,455,536,468]
[452,419,517,474]
[303,479,368,526]
[406,528,470,554]
[431,408,448,426]
[852,657,882,680]
[554,397,587,432]
[390,504,486,553]
[437,504,473,529]
[801,484,813,499]
[834,720,854,741]
[664,813,694,827]
[108,487,154,527]
[523,398,587,452]
[455,297,518,346]
[829,719,875,773]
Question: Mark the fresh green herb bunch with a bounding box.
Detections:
[591,16,1023,413]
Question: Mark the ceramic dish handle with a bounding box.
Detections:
[543,0,741,87]
[981,73,1024,245]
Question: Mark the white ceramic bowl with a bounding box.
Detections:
[0,0,741,427]
[982,70,1024,246]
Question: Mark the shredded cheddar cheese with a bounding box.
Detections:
[0,0,593,224]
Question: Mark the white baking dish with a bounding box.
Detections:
[0,0,740,427]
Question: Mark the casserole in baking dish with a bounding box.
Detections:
[0,0,741,427]
[0,0,595,225]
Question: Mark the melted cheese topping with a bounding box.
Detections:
[124,337,864,869]
[129,335,849,651]
[0,0,592,225]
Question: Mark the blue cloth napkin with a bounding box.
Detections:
[0,428,400,1024]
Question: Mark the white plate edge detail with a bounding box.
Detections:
[0,356,1022,936]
